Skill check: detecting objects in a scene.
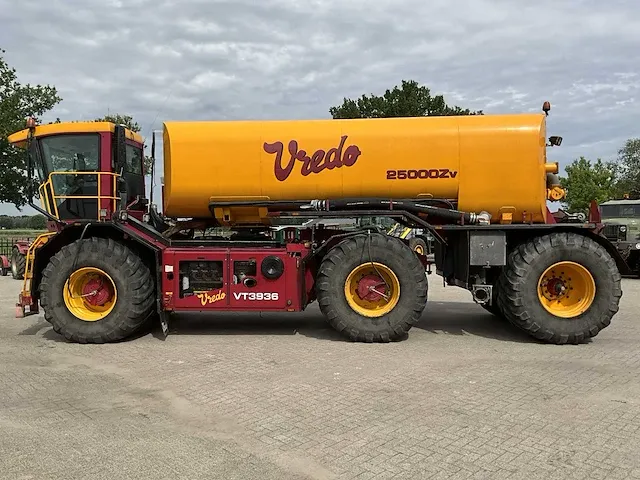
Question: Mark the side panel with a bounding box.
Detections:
[162,246,306,312]
[170,249,230,310]
[228,250,291,310]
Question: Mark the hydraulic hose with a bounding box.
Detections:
[304,198,486,224]
[208,197,489,225]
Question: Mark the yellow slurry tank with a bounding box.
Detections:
[162,113,558,223]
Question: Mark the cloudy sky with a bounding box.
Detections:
[1,0,639,215]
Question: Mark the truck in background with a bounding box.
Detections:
[600,196,640,276]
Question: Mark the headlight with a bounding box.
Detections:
[620,226,627,232]
[636,243,640,250]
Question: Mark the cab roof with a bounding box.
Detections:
[7,121,144,148]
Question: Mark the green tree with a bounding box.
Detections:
[27,214,46,230]
[559,156,618,213]
[613,138,640,197]
[0,215,14,229]
[95,113,140,132]
[0,48,62,208]
[329,80,483,119]
[94,113,152,175]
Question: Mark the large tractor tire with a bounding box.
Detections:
[496,232,622,344]
[316,233,428,342]
[408,237,428,256]
[11,247,26,280]
[39,237,155,344]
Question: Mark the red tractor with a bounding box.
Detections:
[0,240,29,279]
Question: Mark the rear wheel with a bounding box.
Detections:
[408,237,428,256]
[497,232,622,344]
[316,233,428,342]
[11,247,26,280]
[39,237,155,343]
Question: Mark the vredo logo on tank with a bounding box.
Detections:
[263,135,362,181]
[263,135,458,181]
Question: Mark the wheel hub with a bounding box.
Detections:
[541,276,568,300]
[356,275,389,302]
[81,277,113,306]
[63,267,118,321]
[537,261,595,318]
[344,262,401,318]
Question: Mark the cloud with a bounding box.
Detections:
[1,0,639,214]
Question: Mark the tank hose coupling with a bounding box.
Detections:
[302,199,328,211]
[476,211,492,225]
[468,211,491,225]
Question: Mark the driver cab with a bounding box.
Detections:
[8,121,145,222]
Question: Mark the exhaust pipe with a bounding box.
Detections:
[472,285,493,305]
[243,277,257,288]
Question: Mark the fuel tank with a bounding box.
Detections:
[162,113,553,223]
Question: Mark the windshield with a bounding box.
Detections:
[601,204,640,219]
[40,134,100,175]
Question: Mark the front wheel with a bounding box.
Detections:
[315,233,428,342]
[497,232,622,344]
[39,237,155,343]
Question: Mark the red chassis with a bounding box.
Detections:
[161,243,315,313]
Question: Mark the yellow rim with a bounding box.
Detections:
[537,261,596,318]
[63,267,117,321]
[414,244,424,255]
[344,262,401,317]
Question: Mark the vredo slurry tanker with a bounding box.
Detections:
[7,103,624,345]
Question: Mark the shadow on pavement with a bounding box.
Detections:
[160,306,346,342]
[416,301,536,343]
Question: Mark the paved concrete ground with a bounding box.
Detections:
[1,273,639,480]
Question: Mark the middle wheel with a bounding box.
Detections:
[316,233,428,342]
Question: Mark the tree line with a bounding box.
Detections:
[0,214,46,230]
[559,142,640,213]
[1,48,638,216]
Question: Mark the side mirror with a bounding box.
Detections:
[114,124,127,172]
[548,136,562,146]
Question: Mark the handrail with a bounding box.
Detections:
[40,171,122,221]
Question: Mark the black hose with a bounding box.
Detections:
[208,197,474,224]
[315,198,474,224]
[67,222,92,298]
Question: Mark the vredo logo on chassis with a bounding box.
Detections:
[234,292,280,301]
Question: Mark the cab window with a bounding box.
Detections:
[40,134,100,174]
[125,144,143,175]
